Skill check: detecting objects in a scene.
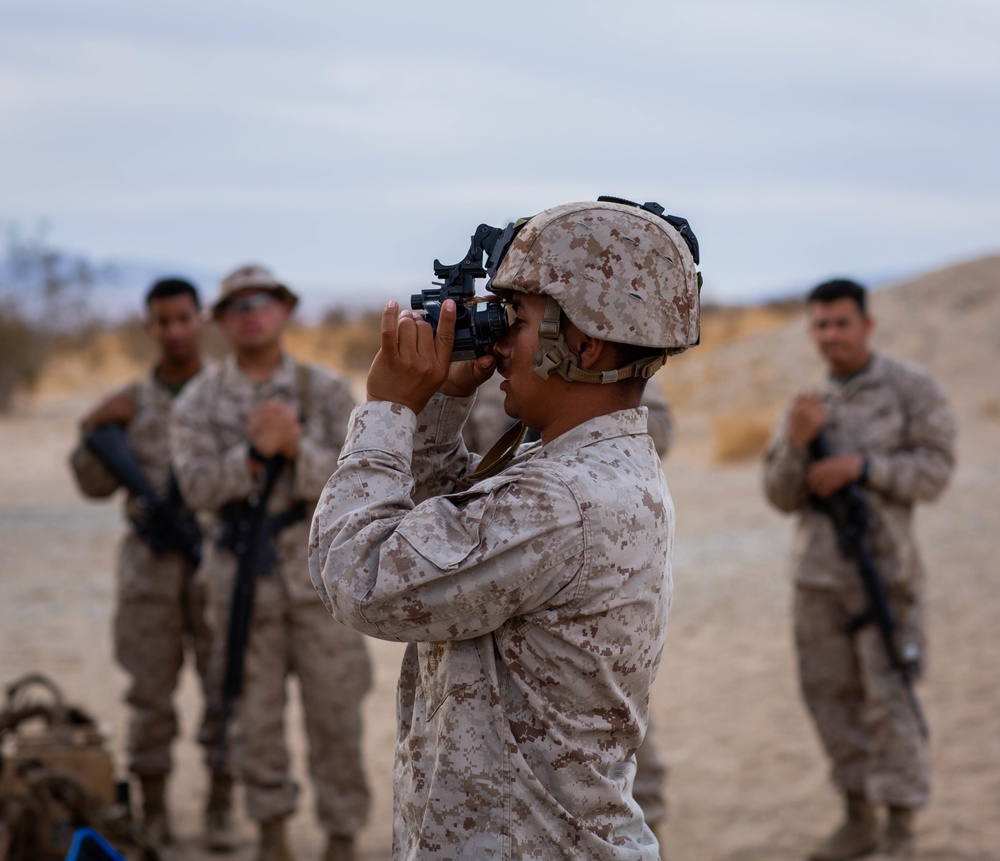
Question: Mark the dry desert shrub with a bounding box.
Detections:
[285,314,382,374]
[712,407,779,463]
[979,397,1000,420]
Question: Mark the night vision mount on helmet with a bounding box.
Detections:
[413,196,702,380]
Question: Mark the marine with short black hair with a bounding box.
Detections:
[69,277,236,850]
[763,278,957,860]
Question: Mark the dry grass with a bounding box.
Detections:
[711,407,779,463]
[26,303,798,420]
[979,397,1000,420]
[697,301,800,355]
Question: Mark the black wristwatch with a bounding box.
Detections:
[248,443,269,465]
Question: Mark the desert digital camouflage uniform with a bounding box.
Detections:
[69,370,223,779]
[464,375,673,836]
[763,352,956,808]
[310,393,672,860]
[170,353,371,836]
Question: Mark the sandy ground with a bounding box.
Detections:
[2,259,1000,861]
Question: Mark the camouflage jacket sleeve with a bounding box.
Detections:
[169,372,256,510]
[410,392,479,503]
[68,382,135,499]
[866,364,957,505]
[309,400,583,642]
[761,405,811,513]
[291,370,355,502]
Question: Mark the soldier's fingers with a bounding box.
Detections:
[396,311,420,358]
[379,301,400,356]
[434,300,457,367]
[406,310,430,353]
[472,354,496,383]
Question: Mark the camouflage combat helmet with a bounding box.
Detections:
[488,198,701,383]
[212,263,299,318]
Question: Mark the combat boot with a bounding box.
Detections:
[809,792,879,861]
[879,806,915,858]
[256,816,294,861]
[322,834,356,861]
[204,773,239,852]
[139,774,173,845]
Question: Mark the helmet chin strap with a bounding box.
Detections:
[532,297,666,383]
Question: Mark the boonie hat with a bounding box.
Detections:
[212,264,299,318]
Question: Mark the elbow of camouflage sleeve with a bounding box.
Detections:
[866,451,955,504]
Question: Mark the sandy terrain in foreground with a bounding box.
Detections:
[2,260,999,860]
[2,389,996,861]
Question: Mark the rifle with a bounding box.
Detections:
[84,423,202,568]
[214,455,285,772]
[809,430,929,739]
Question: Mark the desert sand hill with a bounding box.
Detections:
[1,257,998,860]
[663,255,1000,417]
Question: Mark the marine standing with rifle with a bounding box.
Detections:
[169,265,371,861]
[763,279,956,860]
[69,277,235,850]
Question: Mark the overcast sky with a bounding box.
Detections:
[2,0,998,312]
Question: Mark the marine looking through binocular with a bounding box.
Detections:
[411,221,518,362]
[412,196,702,362]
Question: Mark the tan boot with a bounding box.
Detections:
[808,793,879,861]
[204,773,239,852]
[879,806,915,858]
[256,816,294,861]
[322,834,356,861]
[139,774,173,845]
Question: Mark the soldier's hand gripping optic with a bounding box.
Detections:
[69,278,236,850]
[309,198,701,861]
[170,264,372,861]
[763,279,957,861]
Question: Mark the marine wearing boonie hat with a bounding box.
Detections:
[211,264,299,319]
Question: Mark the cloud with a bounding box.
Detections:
[1,0,997,303]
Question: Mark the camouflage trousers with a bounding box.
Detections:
[633,715,668,827]
[114,533,224,778]
[794,583,929,809]
[208,563,372,835]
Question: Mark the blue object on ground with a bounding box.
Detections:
[64,827,126,861]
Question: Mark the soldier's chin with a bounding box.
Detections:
[165,343,196,361]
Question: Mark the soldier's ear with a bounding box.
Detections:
[567,328,608,371]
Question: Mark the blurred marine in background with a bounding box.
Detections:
[69,277,235,850]
[170,264,371,861]
[763,278,956,860]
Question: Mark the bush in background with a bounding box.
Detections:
[0,222,113,412]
